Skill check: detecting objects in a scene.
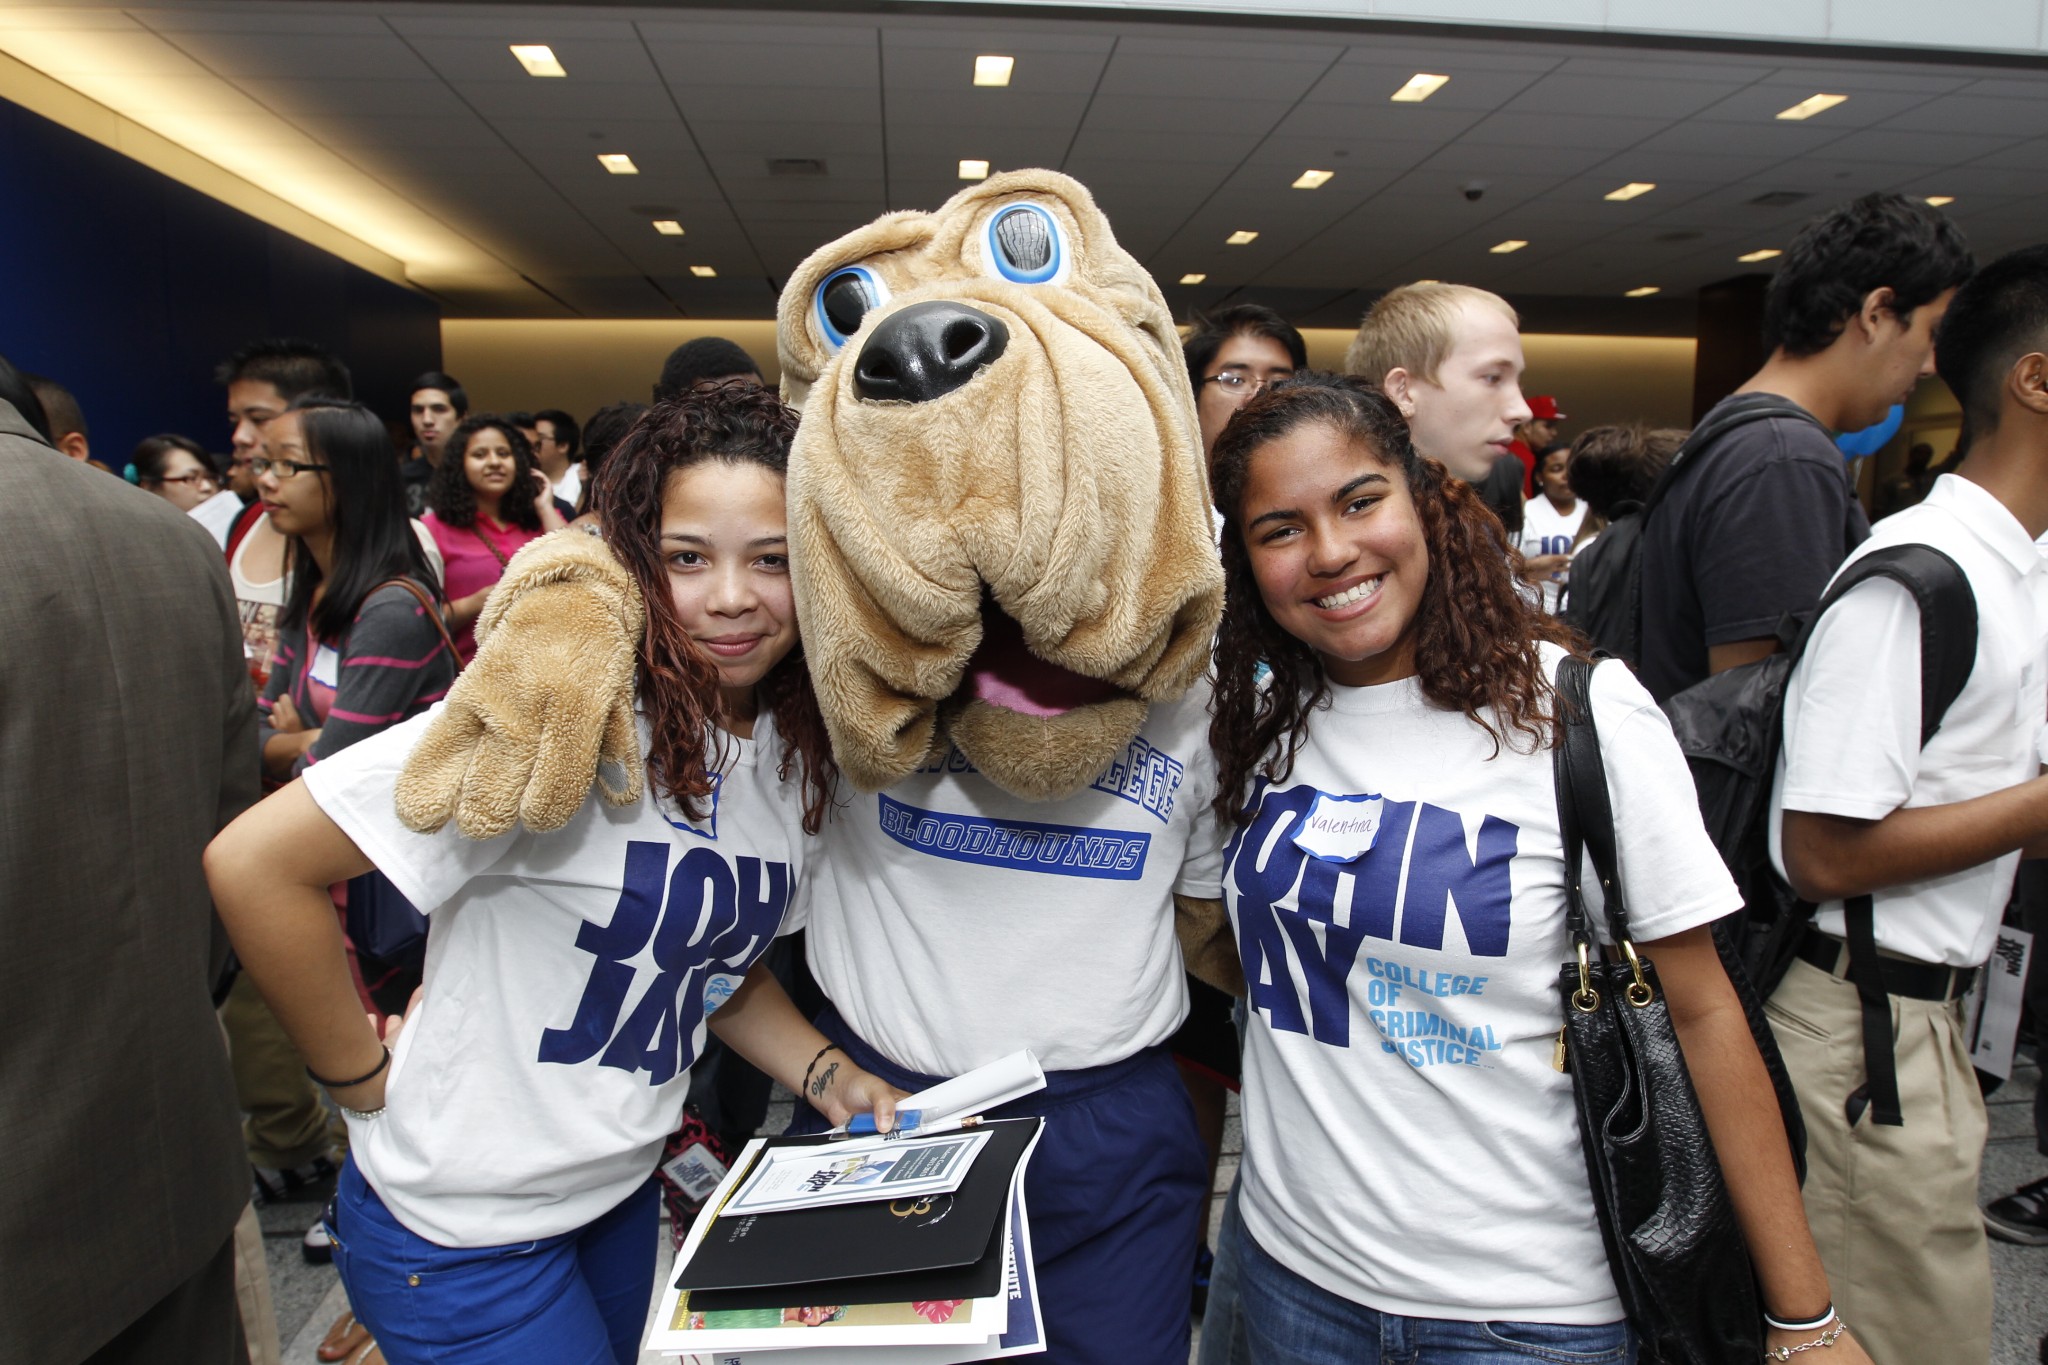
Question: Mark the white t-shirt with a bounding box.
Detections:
[554,463,584,509]
[798,684,1225,1076]
[1519,497,1588,615]
[1771,474,2048,967]
[304,707,806,1246]
[1226,645,1738,1323]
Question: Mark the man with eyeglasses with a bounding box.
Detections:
[1185,304,1306,460]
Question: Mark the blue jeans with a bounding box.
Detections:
[326,1158,657,1365]
[1224,1194,1635,1364]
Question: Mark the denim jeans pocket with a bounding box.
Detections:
[1476,1319,1633,1363]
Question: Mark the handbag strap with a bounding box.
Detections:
[370,576,462,671]
[1554,654,1639,950]
[470,521,512,570]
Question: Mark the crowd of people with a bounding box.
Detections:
[5,186,2047,1365]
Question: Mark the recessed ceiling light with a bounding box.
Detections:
[1738,248,1782,263]
[597,153,638,175]
[1605,182,1656,201]
[1392,73,1449,103]
[652,220,684,236]
[1489,239,1528,254]
[974,55,1014,87]
[1926,195,1956,207]
[689,265,717,278]
[1180,273,1208,285]
[1226,230,1259,245]
[1776,93,1848,121]
[1292,169,1334,190]
[1625,285,1661,297]
[958,159,990,181]
[509,45,566,78]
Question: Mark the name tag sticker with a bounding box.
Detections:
[1292,792,1386,864]
[309,643,341,689]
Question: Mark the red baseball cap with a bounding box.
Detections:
[1527,395,1567,421]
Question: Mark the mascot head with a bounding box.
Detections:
[775,170,1222,800]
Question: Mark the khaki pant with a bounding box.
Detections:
[1766,957,1991,1365]
[231,1202,282,1365]
[220,971,345,1170]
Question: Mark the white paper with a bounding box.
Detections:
[1968,926,2032,1080]
[844,1051,1044,1134]
[725,1130,990,1215]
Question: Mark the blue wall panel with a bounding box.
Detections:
[0,94,439,465]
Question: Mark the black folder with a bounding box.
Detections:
[673,1117,1041,1305]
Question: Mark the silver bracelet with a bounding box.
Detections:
[1763,1318,1847,1360]
[1765,1306,1836,1332]
[339,1104,386,1122]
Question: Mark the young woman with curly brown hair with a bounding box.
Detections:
[1198,373,1871,1365]
[422,414,566,662]
[205,384,902,1365]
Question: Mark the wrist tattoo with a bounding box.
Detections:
[809,1061,840,1098]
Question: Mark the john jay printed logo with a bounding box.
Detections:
[1226,782,1516,1061]
[538,840,790,1084]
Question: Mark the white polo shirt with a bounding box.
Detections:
[1770,474,2048,967]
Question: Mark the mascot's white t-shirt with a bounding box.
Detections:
[304,706,805,1247]
[796,683,1226,1076]
[1224,647,1737,1323]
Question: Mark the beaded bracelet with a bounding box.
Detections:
[802,1043,845,1099]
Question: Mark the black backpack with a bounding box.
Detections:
[1662,544,1977,1128]
[1562,395,1826,667]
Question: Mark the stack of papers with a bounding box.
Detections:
[647,1053,1047,1363]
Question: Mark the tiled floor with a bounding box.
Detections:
[268,1060,2047,1364]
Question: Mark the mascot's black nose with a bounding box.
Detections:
[854,301,1009,403]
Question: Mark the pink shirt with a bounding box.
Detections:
[422,512,544,662]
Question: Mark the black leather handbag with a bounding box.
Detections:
[1552,655,1762,1365]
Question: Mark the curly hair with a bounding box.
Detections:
[1208,372,1580,825]
[427,415,545,531]
[589,386,838,834]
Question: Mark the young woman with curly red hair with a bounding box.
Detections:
[205,384,902,1365]
[1198,373,1870,1365]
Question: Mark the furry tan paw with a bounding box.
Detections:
[395,530,645,838]
[1175,894,1244,998]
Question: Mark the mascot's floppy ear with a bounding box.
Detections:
[394,530,643,839]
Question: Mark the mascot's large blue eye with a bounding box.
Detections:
[815,266,886,350]
[986,204,1063,284]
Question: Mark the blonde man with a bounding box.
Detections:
[1342,282,1533,483]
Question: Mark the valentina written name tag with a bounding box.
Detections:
[1291,792,1386,864]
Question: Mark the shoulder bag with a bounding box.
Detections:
[1552,653,1766,1364]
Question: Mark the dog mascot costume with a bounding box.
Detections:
[394,171,1241,1361]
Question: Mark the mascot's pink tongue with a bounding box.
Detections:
[965,608,1122,717]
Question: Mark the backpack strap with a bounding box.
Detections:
[1639,395,1828,522]
[1795,542,1977,1129]
[1629,396,1829,661]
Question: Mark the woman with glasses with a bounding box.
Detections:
[131,433,238,530]
[254,398,457,785]
[422,414,568,663]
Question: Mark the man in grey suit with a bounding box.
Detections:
[0,352,257,1364]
